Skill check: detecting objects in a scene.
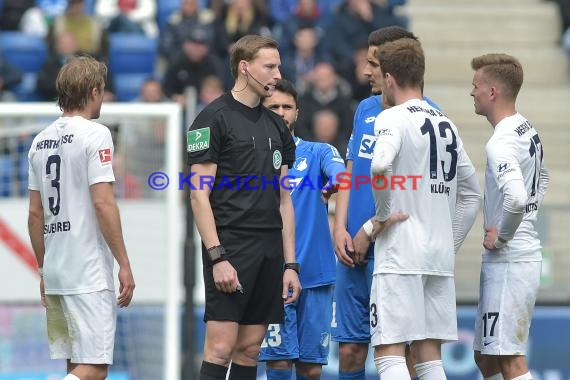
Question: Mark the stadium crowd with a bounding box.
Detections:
[0,0,407,197]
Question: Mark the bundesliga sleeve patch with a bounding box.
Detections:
[98,148,112,165]
[187,127,210,153]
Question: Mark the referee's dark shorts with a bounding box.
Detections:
[202,228,284,324]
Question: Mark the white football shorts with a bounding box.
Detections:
[370,273,457,346]
[46,289,117,364]
[473,261,541,355]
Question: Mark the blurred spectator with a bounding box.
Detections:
[209,0,267,25]
[295,61,354,143]
[326,0,407,69]
[19,7,49,37]
[337,41,371,102]
[554,0,570,54]
[212,0,270,58]
[162,24,225,106]
[133,77,169,102]
[197,75,224,111]
[113,150,142,199]
[36,31,79,101]
[280,25,329,91]
[0,58,22,102]
[19,0,70,37]
[0,0,35,31]
[158,0,216,61]
[37,0,70,21]
[273,0,326,57]
[116,84,167,196]
[268,0,297,25]
[95,0,158,37]
[50,0,107,57]
[312,109,347,158]
[37,31,113,100]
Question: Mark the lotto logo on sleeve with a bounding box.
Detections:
[187,127,210,153]
[98,148,112,165]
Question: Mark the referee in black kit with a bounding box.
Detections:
[188,35,302,380]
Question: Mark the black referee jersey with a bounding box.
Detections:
[187,92,295,230]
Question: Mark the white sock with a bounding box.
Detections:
[512,372,533,380]
[374,355,411,380]
[484,373,505,380]
[414,360,446,380]
[62,375,80,380]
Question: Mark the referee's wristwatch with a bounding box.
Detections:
[284,262,301,275]
[207,245,227,265]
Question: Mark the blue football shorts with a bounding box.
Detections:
[259,284,334,364]
[331,254,374,343]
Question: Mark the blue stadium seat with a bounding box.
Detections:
[0,156,13,197]
[108,33,158,75]
[0,32,48,73]
[157,0,181,32]
[113,73,149,102]
[18,155,29,196]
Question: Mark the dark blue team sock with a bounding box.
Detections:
[266,367,292,379]
[339,368,366,379]
[295,373,313,380]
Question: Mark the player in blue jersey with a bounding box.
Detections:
[259,79,345,380]
[332,26,439,379]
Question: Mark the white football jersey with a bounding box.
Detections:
[483,113,545,262]
[372,99,475,276]
[28,116,116,294]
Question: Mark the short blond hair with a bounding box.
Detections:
[56,55,107,112]
[471,53,523,100]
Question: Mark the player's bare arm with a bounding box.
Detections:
[280,165,301,304]
[333,160,355,267]
[352,225,372,265]
[190,162,241,293]
[28,190,46,307]
[91,182,135,307]
[370,212,409,240]
[483,226,501,250]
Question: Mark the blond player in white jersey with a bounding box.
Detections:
[366,38,481,380]
[27,56,135,380]
[470,54,549,380]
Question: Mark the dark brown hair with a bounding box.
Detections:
[368,26,418,47]
[377,38,425,89]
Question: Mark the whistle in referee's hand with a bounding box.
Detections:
[236,285,244,294]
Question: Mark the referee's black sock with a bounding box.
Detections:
[199,361,228,380]
[228,362,257,380]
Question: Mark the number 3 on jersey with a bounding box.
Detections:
[260,324,282,348]
[46,154,61,215]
